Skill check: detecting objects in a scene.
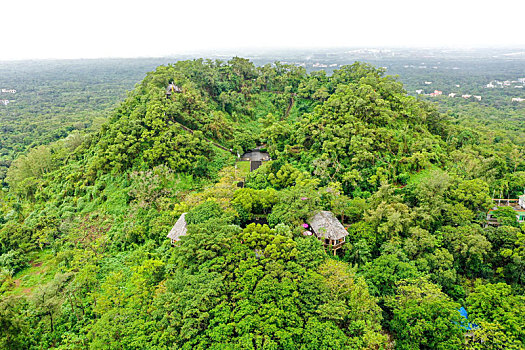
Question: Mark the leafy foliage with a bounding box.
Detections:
[0,57,523,349]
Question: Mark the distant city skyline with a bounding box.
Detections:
[2,0,525,60]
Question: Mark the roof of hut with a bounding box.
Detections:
[308,211,348,240]
[167,213,188,242]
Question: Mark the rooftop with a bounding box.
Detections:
[239,148,270,162]
[308,211,348,240]
[167,213,188,242]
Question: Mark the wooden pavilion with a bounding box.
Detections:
[308,211,348,255]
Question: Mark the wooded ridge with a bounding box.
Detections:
[0,58,523,349]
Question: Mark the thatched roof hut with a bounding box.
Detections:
[308,211,347,240]
[308,211,348,255]
[167,213,187,244]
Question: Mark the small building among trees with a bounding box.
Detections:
[167,213,187,244]
[166,82,182,98]
[308,211,348,255]
[239,147,270,172]
[486,193,525,226]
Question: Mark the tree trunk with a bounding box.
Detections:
[49,311,54,332]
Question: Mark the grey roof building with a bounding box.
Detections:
[238,147,270,172]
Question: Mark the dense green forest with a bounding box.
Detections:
[0,58,174,181]
[0,58,524,349]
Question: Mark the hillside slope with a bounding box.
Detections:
[0,58,524,349]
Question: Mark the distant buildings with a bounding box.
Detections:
[414,89,485,101]
[487,79,525,89]
[424,81,432,85]
[511,97,525,102]
[411,87,485,101]
[0,89,16,105]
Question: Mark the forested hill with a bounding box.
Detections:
[0,58,524,349]
[0,58,173,181]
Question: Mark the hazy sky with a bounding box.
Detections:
[2,0,525,60]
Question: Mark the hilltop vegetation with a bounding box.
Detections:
[0,58,524,349]
[0,58,173,182]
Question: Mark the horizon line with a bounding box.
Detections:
[2,46,525,63]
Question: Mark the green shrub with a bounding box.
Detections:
[186,200,224,225]
[0,250,29,275]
